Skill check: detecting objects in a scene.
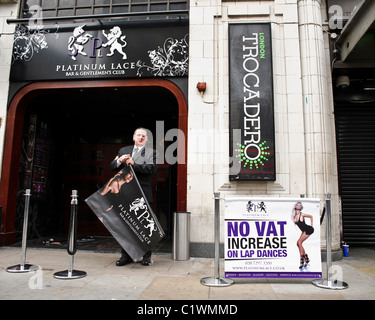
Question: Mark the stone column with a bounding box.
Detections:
[297,0,341,251]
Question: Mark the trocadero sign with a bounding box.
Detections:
[229,23,275,181]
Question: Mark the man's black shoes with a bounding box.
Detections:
[116,256,133,266]
[116,251,152,266]
[142,251,152,266]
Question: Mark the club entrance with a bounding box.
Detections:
[0,79,188,248]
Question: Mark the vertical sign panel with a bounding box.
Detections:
[229,23,275,181]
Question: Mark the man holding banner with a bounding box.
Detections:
[111,128,158,266]
[86,128,162,267]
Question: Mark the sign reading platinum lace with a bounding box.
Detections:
[229,23,275,181]
[10,22,188,81]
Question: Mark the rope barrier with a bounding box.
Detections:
[320,206,326,225]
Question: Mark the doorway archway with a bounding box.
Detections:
[0,78,187,245]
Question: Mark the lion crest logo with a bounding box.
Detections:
[102,26,127,60]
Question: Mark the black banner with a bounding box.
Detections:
[10,21,188,82]
[229,23,275,181]
[85,165,164,261]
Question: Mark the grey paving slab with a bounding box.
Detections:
[1,246,374,301]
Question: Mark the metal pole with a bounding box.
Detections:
[68,190,78,277]
[54,190,86,279]
[201,193,234,287]
[214,192,220,279]
[312,194,348,289]
[326,196,332,280]
[20,189,31,267]
[7,189,38,273]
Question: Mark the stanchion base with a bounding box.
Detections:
[312,279,348,290]
[200,277,234,287]
[6,264,38,273]
[53,270,87,280]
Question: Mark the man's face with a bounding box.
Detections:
[133,129,148,147]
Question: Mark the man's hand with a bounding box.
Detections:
[118,154,134,166]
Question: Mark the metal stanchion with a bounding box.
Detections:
[201,192,234,287]
[7,189,38,273]
[54,190,86,280]
[312,194,348,290]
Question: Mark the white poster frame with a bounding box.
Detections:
[224,197,322,279]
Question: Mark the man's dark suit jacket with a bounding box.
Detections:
[110,145,157,203]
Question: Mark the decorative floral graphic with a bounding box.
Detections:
[234,141,271,170]
[136,34,188,77]
[12,25,58,62]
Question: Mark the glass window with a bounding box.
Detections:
[76,8,92,15]
[21,0,188,21]
[76,0,94,5]
[41,0,58,9]
[112,6,129,14]
[25,0,39,6]
[94,7,111,14]
[94,0,111,5]
[59,0,75,8]
[57,9,75,16]
[150,4,167,11]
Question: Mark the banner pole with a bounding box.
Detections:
[214,192,220,279]
[7,189,38,273]
[54,190,86,279]
[312,194,348,289]
[201,192,234,287]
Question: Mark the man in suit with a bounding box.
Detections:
[110,128,158,266]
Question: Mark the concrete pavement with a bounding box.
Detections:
[0,246,374,301]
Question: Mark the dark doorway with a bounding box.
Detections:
[335,101,375,246]
[16,85,179,250]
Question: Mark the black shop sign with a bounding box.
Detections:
[10,21,188,81]
[229,23,275,181]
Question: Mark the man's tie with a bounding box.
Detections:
[133,147,139,157]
